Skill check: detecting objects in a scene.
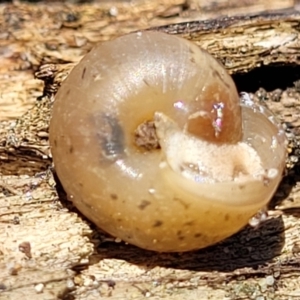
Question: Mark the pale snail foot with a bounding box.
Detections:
[154,111,265,184]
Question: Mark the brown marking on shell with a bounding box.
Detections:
[110,193,118,200]
[138,200,151,210]
[81,67,86,80]
[153,220,163,227]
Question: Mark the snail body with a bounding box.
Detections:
[49,31,286,252]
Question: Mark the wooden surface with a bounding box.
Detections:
[1,1,300,299]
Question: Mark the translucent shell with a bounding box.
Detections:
[49,31,286,252]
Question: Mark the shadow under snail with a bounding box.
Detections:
[49,31,287,252]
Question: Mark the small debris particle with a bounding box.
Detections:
[7,262,22,275]
[35,283,44,293]
[292,241,300,255]
[106,280,116,288]
[265,275,275,286]
[83,277,94,287]
[18,241,32,258]
[270,89,282,102]
[145,291,151,297]
[37,131,49,138]
[134,120,160,150]
[109,6,118,17]
[66,278,75,290]
[12,216,20,225]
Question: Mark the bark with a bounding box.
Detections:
[1,1,300,299]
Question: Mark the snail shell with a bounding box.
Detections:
[49,31,286,252]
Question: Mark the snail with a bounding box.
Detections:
[49,31,287,252]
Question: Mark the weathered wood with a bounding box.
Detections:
[157,11,300,73]
[1,1,300,299]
